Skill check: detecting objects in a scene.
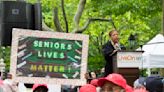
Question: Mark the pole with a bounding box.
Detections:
[163,0,164,35]
[160,0,164,76]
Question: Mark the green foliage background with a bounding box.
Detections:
[1,0,162,75]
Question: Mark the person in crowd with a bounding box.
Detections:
[144,76,164,92]
[133,76,164,92]
[133,78,147,92]
[97,73,133,92]
[2,73,18,92]
[32,84,48,92]
[102,29,124,77]
[90,78,101,92]
[97,68,105,78]
[90,78,98,87]
[133,87,148,92]
[79,84,96,92]
[90,71,97,79]
[0,80,18,92]
[84,72,93,83]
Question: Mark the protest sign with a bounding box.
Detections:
[10,28,89,85]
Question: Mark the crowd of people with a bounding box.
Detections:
[80,73,164,92]
[0,72,163,92]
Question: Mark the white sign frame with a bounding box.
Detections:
[10,28,89,86]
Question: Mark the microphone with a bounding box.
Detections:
[115,43,121,50]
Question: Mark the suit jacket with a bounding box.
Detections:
[102,41,117,77]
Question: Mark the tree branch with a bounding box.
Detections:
[111,19,117,30]
[53,7,64,32]
[42,21,54,31]
[74,0,86,31]
[61,0,69,33]
[16,0,26,1]
[74,18,112,33]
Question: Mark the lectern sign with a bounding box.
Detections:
[10,28,89,85]
[117,51,143,68]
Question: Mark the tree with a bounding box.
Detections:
[37,0,163,73]
[2,0,162,73]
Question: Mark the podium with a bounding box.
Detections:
[113,51,143,86]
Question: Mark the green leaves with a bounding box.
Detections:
[1,0,162,73]
[0,46,11,72]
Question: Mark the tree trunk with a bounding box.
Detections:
[61,0,69,33]
[53,7,64,32]
[73,0,86,32]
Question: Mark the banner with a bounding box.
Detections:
[10,28,89,85]
[117,51,143,68]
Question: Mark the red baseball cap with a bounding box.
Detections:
[125,84,133,92]
[32,84,48,91]
[90,79,98,87]
[79,84,96,92]
[98,73,127,89]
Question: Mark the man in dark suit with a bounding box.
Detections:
[102,29,122,77]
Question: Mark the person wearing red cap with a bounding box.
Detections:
[90,79,98,87]
[90,79,101,92]
[125,85,133,92]
[32,84,48,92]
[79,84,96,92]
[97,73,133,92]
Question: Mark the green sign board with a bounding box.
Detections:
[10,28,89,85]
